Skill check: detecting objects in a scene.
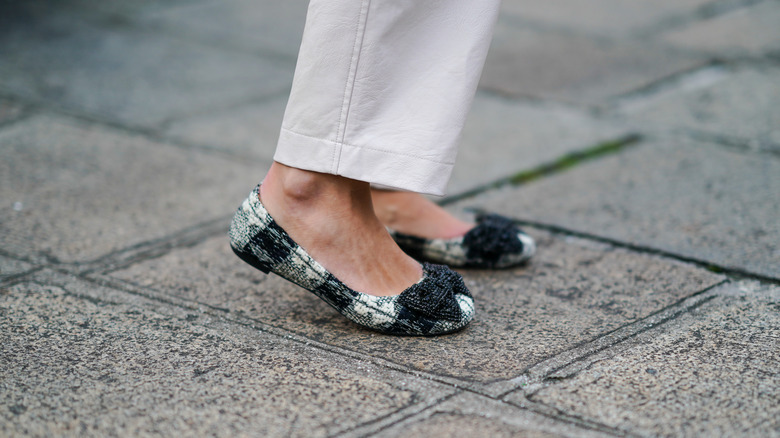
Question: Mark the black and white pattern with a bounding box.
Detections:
[390,214,536,269]
[228,186,474,336]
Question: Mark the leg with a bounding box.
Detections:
[230,0,500,334]
[371,189,473,239]
[259,162,421,297]
[259,0,501,294]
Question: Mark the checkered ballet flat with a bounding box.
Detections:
[389,213,536,269]
[228,186,474,336]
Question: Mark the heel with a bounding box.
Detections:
[231,245,272,274]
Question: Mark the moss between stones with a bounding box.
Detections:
[509,134,642,186]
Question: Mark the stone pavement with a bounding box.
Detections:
[1,0,778,436]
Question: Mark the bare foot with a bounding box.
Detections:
[259,163,422,297]
[371,189,473,239]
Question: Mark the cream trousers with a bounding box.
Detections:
[274,0,501,196]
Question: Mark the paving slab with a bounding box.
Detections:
[136,0,309,58]
[163,95,287,162]
[515,282,780,437]
[0,114,266,264]
[0,8,292,128]
[662,1,780,57]
[450,94,628,194]
[109,228,723,384]
[620,67,780,153]
[500,0,715,37]
[463,139,780,279]
[369,392,608,438]
[480,24,705,105]
[0,272,451,437]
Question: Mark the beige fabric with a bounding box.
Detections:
[274,0,501,196]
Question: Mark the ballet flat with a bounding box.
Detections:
[228,186,474,336]
[389,213,535,269]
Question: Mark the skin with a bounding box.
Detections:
[371,188,472,239]
[259,162,473,297]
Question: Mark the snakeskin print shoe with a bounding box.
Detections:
[228,186,474,336]
[389,214,536,269]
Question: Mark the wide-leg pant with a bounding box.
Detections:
[274,0,501,196]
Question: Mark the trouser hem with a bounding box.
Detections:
[274,128,453,196]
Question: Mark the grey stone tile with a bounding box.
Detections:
[0,114,266,264]
[137,0,309,57]
[0,255,34,283]
[369,392,608,438]
[500,0,715,37]
[480,25,705,105]
[622,67,780,153]
[0,273,450,437]
[449,94,628,194]
[109,228,723,383]
[0,11,293,128]
[463,138,780,279]
[518,282,780,437]
[662,1,780,57]
[164,95,287,162]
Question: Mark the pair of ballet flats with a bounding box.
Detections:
[228,186,534,336]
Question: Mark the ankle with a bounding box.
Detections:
[260,162,375,223]
[263,162,332,204]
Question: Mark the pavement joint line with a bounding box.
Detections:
[0,92,279,165]
[538,289,722,382]
[605,61,729,114]
[74,215,233,276]
[685,129,780,158]
[137,23,300,65]
[156,87,292,132]
[440,133,643,207]
[475,84,603,113]
[490,280,727,402]
[475,86,602,114]
[0,247,39,266]
[0,104,37,131]
[0,267,44,290]
[711,54,780,66]
[73,271,233,314]
[335,392,462,438]
[107,15,300,65]
[497,13,618,45]
[505,396,640,438]
[353,398,629,438]
[632,0,769,38]
[497,0,764,46]
[57,2,301,65]
[489,221,780,285]
[0,245,60,267]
